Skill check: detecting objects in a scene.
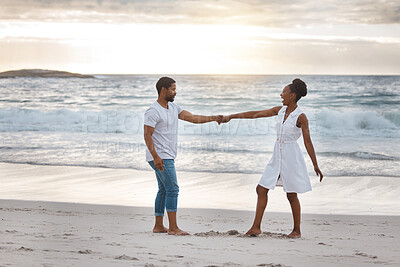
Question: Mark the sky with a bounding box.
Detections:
[0,0,399,75]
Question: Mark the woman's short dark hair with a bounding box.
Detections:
[289,78,307,102]
[156,77,176,95]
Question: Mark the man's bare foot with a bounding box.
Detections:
[168,228,190,236]
[153,226,168,233]
[245,227,262,237]
[287,230,301,238]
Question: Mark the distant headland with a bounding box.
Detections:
[0,69,94,78]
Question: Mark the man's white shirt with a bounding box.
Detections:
[144,101,183,162]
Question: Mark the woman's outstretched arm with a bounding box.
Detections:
[223,106,281,123]
[298,113,324,181]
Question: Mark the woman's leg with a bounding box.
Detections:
[246,185,269,236]
[287,192,301,238]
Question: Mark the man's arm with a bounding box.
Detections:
[179,110,222,124]
[144,125,164,171]
[223,106,282,123]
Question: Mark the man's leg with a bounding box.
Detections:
[153,177,167,233]
[287,192,301,238]
[162,160,189,235]
[148,161,168,233]
[246,185,269,236]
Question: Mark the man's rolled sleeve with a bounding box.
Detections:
[176,104,183,115]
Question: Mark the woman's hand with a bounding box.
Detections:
[314,165,323,182]
[222,115,232,123]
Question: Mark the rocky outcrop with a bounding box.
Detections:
[0,69,95,78]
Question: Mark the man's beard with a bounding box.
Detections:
[166,95,175,102]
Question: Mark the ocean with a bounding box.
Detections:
[1,75,399,178]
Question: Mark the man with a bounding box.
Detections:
[144,77,222,236]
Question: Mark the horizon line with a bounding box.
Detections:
[91,73,400,76]
[1,69,399,76]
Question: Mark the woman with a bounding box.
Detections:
[222,78,323,238]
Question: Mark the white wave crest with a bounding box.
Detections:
[0,108,144,133]
[1,108,399,138]
[316,109,398,130]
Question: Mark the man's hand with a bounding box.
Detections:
[216,115,223,124]
[154,155,165,171]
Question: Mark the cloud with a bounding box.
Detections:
[0,0,399,27]
[2,33,399,74]
[1,1,399,74]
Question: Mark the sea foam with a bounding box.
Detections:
[1,107,398,138]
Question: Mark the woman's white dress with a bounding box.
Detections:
[258,106,312,193]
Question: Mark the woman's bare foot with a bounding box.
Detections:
[245,227,262,237]
[153,226,168,233]
[287,230,301,238]
[168,228,190,236]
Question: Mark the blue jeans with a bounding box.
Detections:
[148,159,179,216]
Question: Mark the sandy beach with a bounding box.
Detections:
[1,163,400,266]
[1,199,399,266]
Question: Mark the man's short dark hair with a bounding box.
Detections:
[156,77,176,95]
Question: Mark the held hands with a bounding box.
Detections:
[215,115,223,125]
[214,115,231,124]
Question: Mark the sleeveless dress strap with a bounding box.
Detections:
[291,108,304,125]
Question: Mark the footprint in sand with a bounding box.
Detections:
[318,242,332,247]
[63,233,74,236]
[43,249,61,253]
[200,230,240,236]
[115,254,139,260]
[78,249,93,254]
[249,233,292,239]
[166,255,184,258]
[194,230,289,239]
[106,242,121,246]
[259,232,290,239]
[195,230,240,237]
[355,252,378,259]
[257,264,288,267]
[18,246,34,252]
[227,230,240,235]
[35,234,46,238]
